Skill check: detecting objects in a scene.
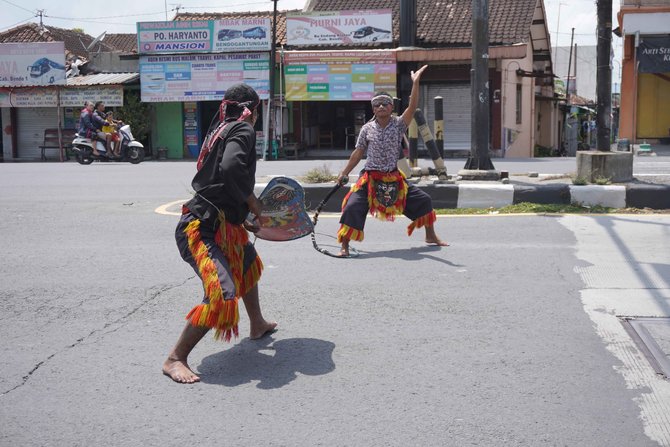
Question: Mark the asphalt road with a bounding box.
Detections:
[1,162,669,446]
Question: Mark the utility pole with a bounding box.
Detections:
[267,0,278,161]
[565,29,574,103]
[596,0,612,151]
[461,0,497,178]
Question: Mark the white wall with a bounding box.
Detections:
[500,50,535,157]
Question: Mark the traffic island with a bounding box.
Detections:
[576,150,633,183]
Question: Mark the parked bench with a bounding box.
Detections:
[39,128,77,161]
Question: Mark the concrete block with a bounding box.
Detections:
[576,151,633,183]
[569,185,626,208]
[513,184,571,204]
[457,184,514,208]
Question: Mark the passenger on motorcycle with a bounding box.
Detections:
[92,101,117,158]
[77,101,103,157]
[102,111,124,147]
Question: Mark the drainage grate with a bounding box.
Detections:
[621,317,670,380]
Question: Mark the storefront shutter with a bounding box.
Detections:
[17,108,59,159]
[423,84,471,151]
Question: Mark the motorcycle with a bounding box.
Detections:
[72,124,144,165]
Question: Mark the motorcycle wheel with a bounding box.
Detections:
[76,152,94,165]
[127,146,144,164]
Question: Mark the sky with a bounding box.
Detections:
[0,0,623,67]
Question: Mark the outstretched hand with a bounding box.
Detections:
[411,65,428,83]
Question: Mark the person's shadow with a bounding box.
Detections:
[197,336,335,389]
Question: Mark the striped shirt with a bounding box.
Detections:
[356,116,407,172]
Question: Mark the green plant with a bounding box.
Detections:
[572,176,589,185]
[593,176,612,185]
[534,144,552,157]
[302,164,338,183]
[116,90,150,145]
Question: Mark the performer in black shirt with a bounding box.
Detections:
[163,83,277,384]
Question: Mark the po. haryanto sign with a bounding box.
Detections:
[137,19,271,54]
[286,10,393,46]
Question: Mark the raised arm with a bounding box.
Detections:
[400,65,428,127]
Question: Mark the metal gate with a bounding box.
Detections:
[423,84,471,151]
[17,108,59,159]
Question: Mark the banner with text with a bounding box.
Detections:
[0,42,66,87]
[284,50,396,101]
[139,52,269,102]
[637,36,670,73]
[286,10,392,46]
[0,86,123,107]
[137,19,271,54]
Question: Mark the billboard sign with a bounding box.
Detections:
[284,50,396,101]
[286,10,392,46]
[137,19,271,54]
[0,42,66,87]
[140,52,269,102]
[0,86,123,107]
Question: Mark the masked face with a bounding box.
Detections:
[374,180,399,207]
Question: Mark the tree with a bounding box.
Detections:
[116,90,150,145]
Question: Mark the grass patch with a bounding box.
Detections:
[593,176,612,185]
[435,202,615,215]
[301,164,338,183]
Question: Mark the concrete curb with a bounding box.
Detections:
[256,182,670,212]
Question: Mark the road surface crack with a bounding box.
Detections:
[0,276,194,397]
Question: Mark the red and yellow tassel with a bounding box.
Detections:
[407,210,437,236]
[337,224,364,243]
[182,216,263,342]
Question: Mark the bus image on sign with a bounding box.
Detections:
[352,26,391,42]
[243,27,266,39]
[218,29,242,41]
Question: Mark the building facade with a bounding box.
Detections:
[618,0,670,144]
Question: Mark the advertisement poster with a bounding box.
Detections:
[0,42,66,87]
[140,53,269,102]
[284,50,396,101]
[0,86,123,107]
[137,19,271,54]
[183,102,200,158]
[637,37,670,73]
[286,10,392,46]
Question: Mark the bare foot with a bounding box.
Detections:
[338,248,350,257]
[425,237,449,247]
[250,320,278,340]
[162,358,200,383]
[425,226,449,247]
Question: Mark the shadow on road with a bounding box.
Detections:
[197,336,335,389]
[355,245,463,266]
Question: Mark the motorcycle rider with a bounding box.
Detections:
[91,101,116,157]
[77,101,103,157]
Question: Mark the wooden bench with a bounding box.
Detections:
[39,128,77,161]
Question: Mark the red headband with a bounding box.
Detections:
[219,99,258,123]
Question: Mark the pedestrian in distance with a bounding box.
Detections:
[163,83,277,384]
[336,65,448,257]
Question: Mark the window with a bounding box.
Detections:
[515,84,522,124]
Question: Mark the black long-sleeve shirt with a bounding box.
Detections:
[185,120,257,227]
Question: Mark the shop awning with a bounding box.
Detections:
[66,72,139,86]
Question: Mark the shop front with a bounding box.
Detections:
[282,49,397,150]
[1,80,133,160]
